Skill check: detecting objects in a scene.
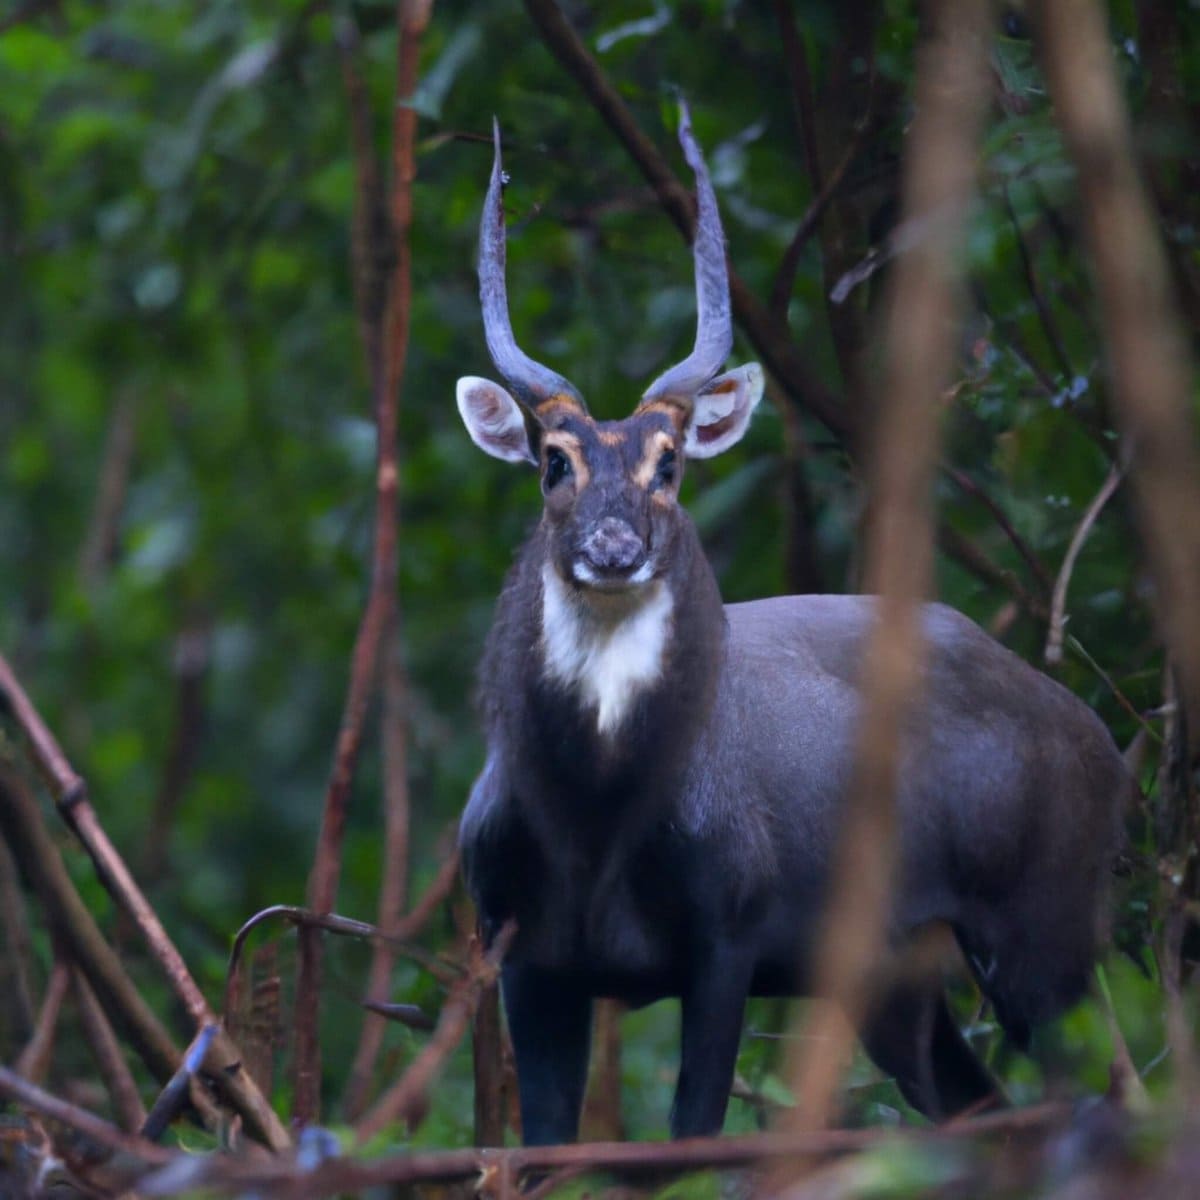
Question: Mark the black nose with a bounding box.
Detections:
[581,517,643,574]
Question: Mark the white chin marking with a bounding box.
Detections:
[570,558,656,589]
[541,564,673,737]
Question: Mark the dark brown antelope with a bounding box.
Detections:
[457,111,1127,1143]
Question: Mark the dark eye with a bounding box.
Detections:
[654,449,677,488]
[544,447,572,490]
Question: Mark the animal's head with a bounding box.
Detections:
[457,109,763,595]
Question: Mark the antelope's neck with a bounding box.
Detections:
[539,564,674,738]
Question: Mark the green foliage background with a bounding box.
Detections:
[0,0,1195,1148]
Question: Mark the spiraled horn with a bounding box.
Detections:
[478,119,586,417]
[640,103,733,413]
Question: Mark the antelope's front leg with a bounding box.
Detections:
[670,939,755,1138]
[503,963,593,1145]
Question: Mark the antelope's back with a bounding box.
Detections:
[708,594,1127,931]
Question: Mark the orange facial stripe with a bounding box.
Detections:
[542,431,590,491]
[637,398,688,424]
[535,394,585,419]
[632,429,676,489]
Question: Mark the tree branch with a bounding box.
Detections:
[0,657,288,1149]
[1044,462,1124,665]
[293,0,430,1125]
[781,0,994,1136]
[521,0,853,446]
[1032,0,1200,751]
[355,921,516,1143]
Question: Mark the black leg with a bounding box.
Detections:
[669,942,754,1138]
[502,964,593,1145]
[861,981,1003,1120]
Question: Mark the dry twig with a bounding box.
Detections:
[1045,462,1124,665]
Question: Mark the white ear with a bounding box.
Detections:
[683,363,764,459]
[456,376,537,465]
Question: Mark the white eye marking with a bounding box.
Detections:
[540,565,673,736]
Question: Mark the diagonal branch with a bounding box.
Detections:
[1032,0,1200,757]
[942,463,1053,596]
[1044,461,1124,665]
[0,656,289,1149]
[522,0,853,445]
[355,921,516,1143]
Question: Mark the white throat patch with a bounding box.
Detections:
[540,564,674,737]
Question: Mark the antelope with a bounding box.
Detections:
[456,112,1127,1144]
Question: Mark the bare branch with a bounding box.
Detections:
[1002,189,1077,386]
[0,832,36,1053]
[343,613,413,1119]
[138,1102,1068,1197]
[293,0,429,1125]
[0,1065,173,1168]
[522,0,853,445]
[14,960,70,1083]
[942,463,1053,596]
[355,922,516,1143]
[141,1025,219,1142]
[782,0,994,1136]
[71,967,148,1133]
[0,657,289,1149]
[1032,0,1200,756]
[1045,462,1124,665]
[0,761,195,1103]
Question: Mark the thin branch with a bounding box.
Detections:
[14,959,70,1083]
[0,661,288,1149]
[140,1102,1069,1197]
[144,623,211,883]
[1065,634,1162,744]
[1033,0,1200,761]
[0,1065,173,1168]
[226,903,458,1036]
[1045,462,1124,664]
[781,0,993,1138]
[775,0,822,188]
[343,617,412,1118]
[293,0,430,1125]
[355,921,516,1143]
[522,0,854,446]
[943,463,1053,596]
[0,831,36,1053]
[393,838,460,941]
[937,524,1050,623]
[0,760,196,1103]
[769,132,866,323]
[141,1025,219,1142]
[471,976,506,1146]
[71,966,148,1133]
[972,278,1062,401]
[1002,189,1077,384]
